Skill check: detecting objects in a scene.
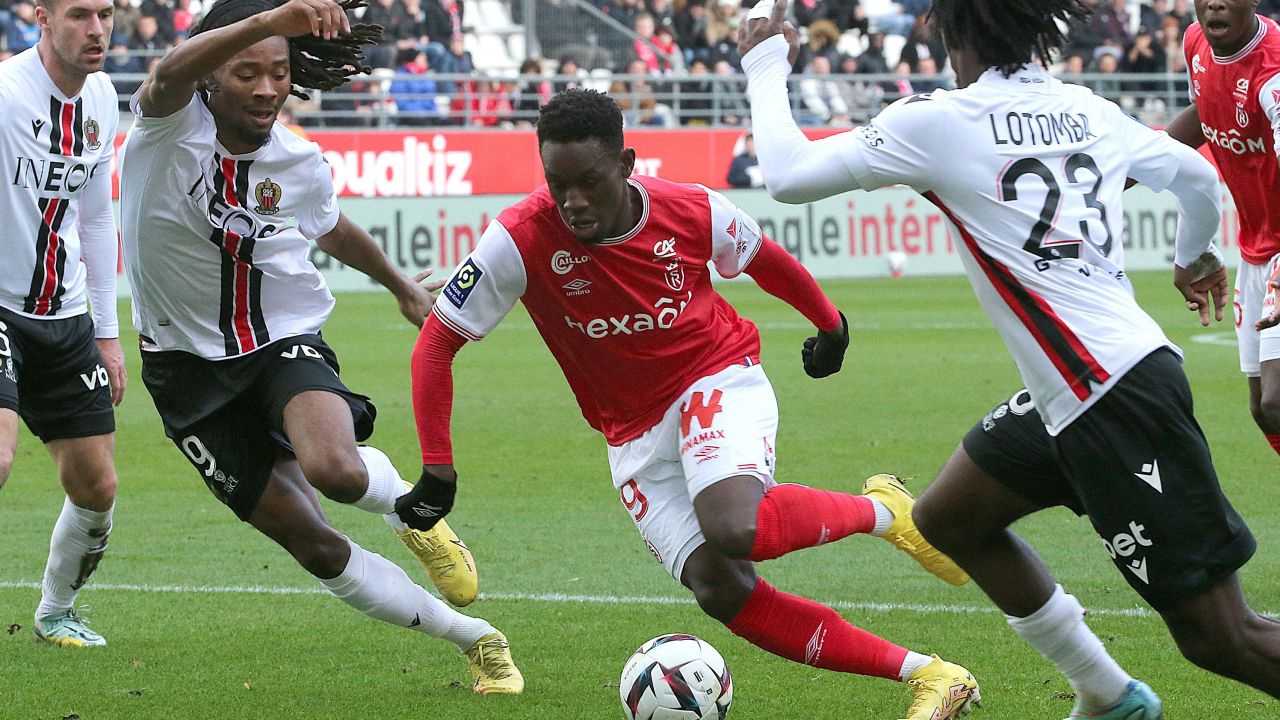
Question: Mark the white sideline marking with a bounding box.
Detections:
[0,580,1174,618]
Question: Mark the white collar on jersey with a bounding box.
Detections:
[582,178,651,247]
[1212,15,1267,64]
[976,62,1059,90]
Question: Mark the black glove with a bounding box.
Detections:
[802,311,849,378]
[395,466,457,531]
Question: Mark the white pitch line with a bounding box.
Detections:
[0,580,1181,619]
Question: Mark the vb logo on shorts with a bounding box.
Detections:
[444,260,483,308]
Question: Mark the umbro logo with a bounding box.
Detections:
[804,622,826,665]
[411,503,441,518]
[31,119,44,137]
[408,613,421,628]
[1134,460,1162,493]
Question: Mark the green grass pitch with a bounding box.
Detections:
[1,271,1276,719]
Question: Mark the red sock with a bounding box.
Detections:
[727,578,907,680]
[1267,434,1280,457]
[749,483,876,561]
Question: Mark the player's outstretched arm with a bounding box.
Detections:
[136,0,351,118]
[742,240,849,377]
[398,315,469,531]
[316,213,439,327]
[1163,142,1227,326]
[739,0,866,203]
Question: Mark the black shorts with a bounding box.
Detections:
[0,306,115,441]
[140,333,376,521]
[963,349,1256,611]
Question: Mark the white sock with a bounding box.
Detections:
[352,446,404,515]
[898,651,934,681]
[1006,585,1132,714]
[38,497,113,619]
[869,498,894,537]
[319,539,492,651]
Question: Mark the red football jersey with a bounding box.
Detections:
[1185,17,1280,264]
[433,175,766,444]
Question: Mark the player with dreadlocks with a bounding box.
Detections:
[741,0,1280,715]
[116,0,523,693]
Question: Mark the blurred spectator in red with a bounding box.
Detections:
[633,12,676,73]
[173,0,195,39]
[468,77,515,127]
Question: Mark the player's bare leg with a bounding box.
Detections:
[282,390,478,606]
[1159,574,1280,696]
[0,407,17,490]
[32,433,116,648]
[916,445,1148,717]
[248,460,522,694]
[686,476,979,720]
[1247,368,1280,456]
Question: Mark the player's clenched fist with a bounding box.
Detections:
[801,311,849,378]
[396,464,458,531]
[264,0,351,40]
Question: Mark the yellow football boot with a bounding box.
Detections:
[862,474,970,586]
[902,655,981,720]
[395,516,479,607]
[464,631,524,695]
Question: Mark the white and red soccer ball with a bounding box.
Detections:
[620,634,733,720]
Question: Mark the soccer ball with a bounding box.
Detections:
[619,634,733,720]
[887,250,908,277]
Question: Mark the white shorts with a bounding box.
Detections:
[1234,254,1280,376]
[607,362,778,582]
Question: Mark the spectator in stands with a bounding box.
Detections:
[856,30,891,75]
[675,0,711,63]
[5,1,39,53]
[1090,47,1123,104]
[390,47,441,126]
[113,0,141,44]
[799,55,852,125]
[890,59,913,97]
[707,12,741,69]
[321,77,380,128]
[633,12,676,73]
[140,0,177,44]
[437,33,475,94]
[364,0,413,68]
[726,133,763,188]
[795,0,868,34]
[172,0,195,39]
[899,15,946,73]
[1123,26,1165,74]
[861,0,917,37]
[468,76,515,127]
[610,57,672,126]
[795,18,841,73]
[554,55,583,94]
[835,54,883,122]
[682,57,715,125]
[1140,0,1169,34]
[912,55,946,92]
[653,24,682,71]
[1159,14,1185,72]
[424,0,464,48]
[1260,0,1280,22]
[1060,52,1087,79]
[713,58,748,124]
[1168,0,1194,33]
[611,0,643,34]
[513,58,549,127]
[649,0,674,32]
[129,14,167,57]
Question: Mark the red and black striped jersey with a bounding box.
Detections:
[119,94,340,359]
[0,48,119,329]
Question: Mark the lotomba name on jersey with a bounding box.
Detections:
[1200,123,1267,155]
[564,291,692,338]
[988,111,1097,147]
[10,156,106,194]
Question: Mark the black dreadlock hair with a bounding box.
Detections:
[191,0,383,99]
[930,0,1090,77]
[536,89,624,153]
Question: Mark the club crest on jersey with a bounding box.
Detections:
[1237,105,1250,128]
[1192,53,1204,74]
[254,177,283,215]
[83,119,101,150]
[443,259,483,308]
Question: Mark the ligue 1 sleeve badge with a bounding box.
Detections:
[254,177,283,215]
[83,119,101,150]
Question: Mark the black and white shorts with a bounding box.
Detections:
[963,348,1256,611]
[140,333,375,521]
[0,306,115,441]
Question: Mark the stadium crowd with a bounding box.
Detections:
[0,0,1272,127]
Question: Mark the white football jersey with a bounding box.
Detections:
[0,48,118,321]
[119,94,340,359]
[816,64,1188,433]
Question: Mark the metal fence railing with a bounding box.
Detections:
[103,70,1193,129]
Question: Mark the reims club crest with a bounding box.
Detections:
[83,119,101,150]
[254,177,283,215]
